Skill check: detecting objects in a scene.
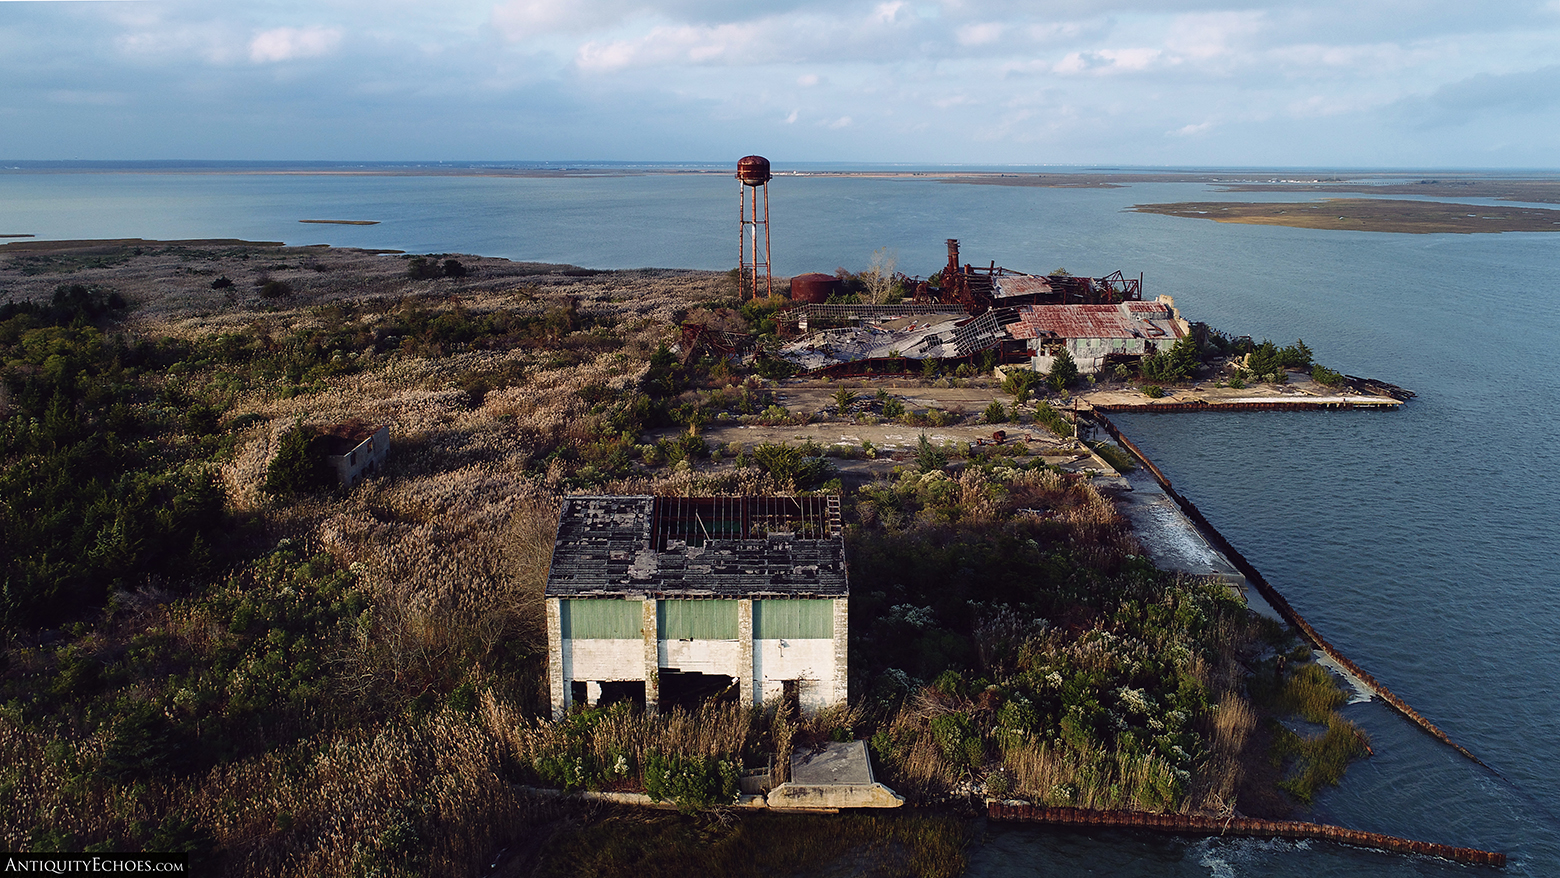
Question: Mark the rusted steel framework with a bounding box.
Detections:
[650,496,836,549]
[931,238,1143,312]
[678,322,756,364]
[737,156,773,302]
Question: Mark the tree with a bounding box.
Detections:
[863,248,899,305]
[915,434,948,473]
[1047,349,1079,391]
[1002,367,1042,404]
[832,386,859,416]
[263,421,333,497]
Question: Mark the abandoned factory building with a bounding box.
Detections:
[544,495,848,719]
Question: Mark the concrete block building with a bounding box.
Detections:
[544,495,848,718]
[1009,296,1191,375]
[319,423,389,487]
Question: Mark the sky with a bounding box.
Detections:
[3,0,1559,167]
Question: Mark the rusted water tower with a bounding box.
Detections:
[737,155,773,301]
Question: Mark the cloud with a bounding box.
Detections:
[873,2,907,25]
[956,22,1003,46]
[797,73,820,86]
[249,26,342,63]
[490,0,640,40]
[1053,47,1161,75]
[1171,120,1212,136]
[576,21,774,70]
[1393,64,1560,127]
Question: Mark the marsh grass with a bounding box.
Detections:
[1271,716,1371,804]
[535,810,968,878]
[1274,662,1347,724]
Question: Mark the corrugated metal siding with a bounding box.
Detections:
[562,599,642,639]
[658,599,738,640]
[754,599,833,639]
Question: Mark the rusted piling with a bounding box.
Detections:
[1092,411,1487,767]
[987,803,1506,867]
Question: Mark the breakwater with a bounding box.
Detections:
[1090,410,1487,767]
[986,803,1507,867]
[1090,399,1398,412]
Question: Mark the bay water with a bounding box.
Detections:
[3,165,1556,876]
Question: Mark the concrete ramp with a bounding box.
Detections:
[767,740,905,810]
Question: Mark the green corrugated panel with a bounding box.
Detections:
[754,599,833,639]
[562,599,642,640]
[657,599,738,640]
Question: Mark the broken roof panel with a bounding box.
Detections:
[1010,302,1183,341]
[545,496,848,599]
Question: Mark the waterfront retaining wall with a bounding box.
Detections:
[986,803,1506,867]
[1091,412,1486,767]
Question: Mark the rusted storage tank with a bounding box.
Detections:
[790,272,838,303]
[736,155,772,186]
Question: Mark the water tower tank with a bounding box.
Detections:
[790,273,838,303]
[736,155,772,186]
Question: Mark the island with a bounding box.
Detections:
[0,239,1497,875]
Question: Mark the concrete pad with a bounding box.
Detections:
[769,741,905,810]
[1112,467,1247,593]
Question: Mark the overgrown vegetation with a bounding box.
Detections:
[0,243,1366,874]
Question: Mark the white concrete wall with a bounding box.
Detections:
[755,638,837,711]
[754,639,834,684]
[659,639,743,675]
[565,639,647,682]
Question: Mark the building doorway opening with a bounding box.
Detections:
[659,669,738,712]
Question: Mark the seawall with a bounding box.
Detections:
[987,803,1506,868]
[1090,410,1487,766]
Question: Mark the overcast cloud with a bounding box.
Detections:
[2,0,1558,166]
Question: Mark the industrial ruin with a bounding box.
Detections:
[720,237,1187,378]
[544,495,849,719]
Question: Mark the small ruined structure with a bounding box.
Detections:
[318,422,389,487]
[1010,297,1191,374]
[544,495,848,719]
[927,239,1142,314]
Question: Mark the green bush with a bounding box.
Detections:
[263,422,336,497]
[915,434,948,473]
[1310,364,1344,387]
[984,400,1009,424]
[1140,385,1165,399]
[751,442,834,490]
[1047,349,1079,390]
[1032,402,1073,438]
[643,752,740,813]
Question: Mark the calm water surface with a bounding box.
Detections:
[3,168,1557,876]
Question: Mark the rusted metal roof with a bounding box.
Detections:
[992,275,1054,298]
[1009,303,1182,341]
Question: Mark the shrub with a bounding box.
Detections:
[984,400,1009,424]
[258,279,293,299]
[751,442,833,490]
[915,434,948,473]
[1047,349,1079,391]
[1001,368,1042,404]
[1310,364,1344,387]
[1032,402,1073,438]
[643,753,740,813]
[263,422,335,497]
[1140,385,1164,399]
